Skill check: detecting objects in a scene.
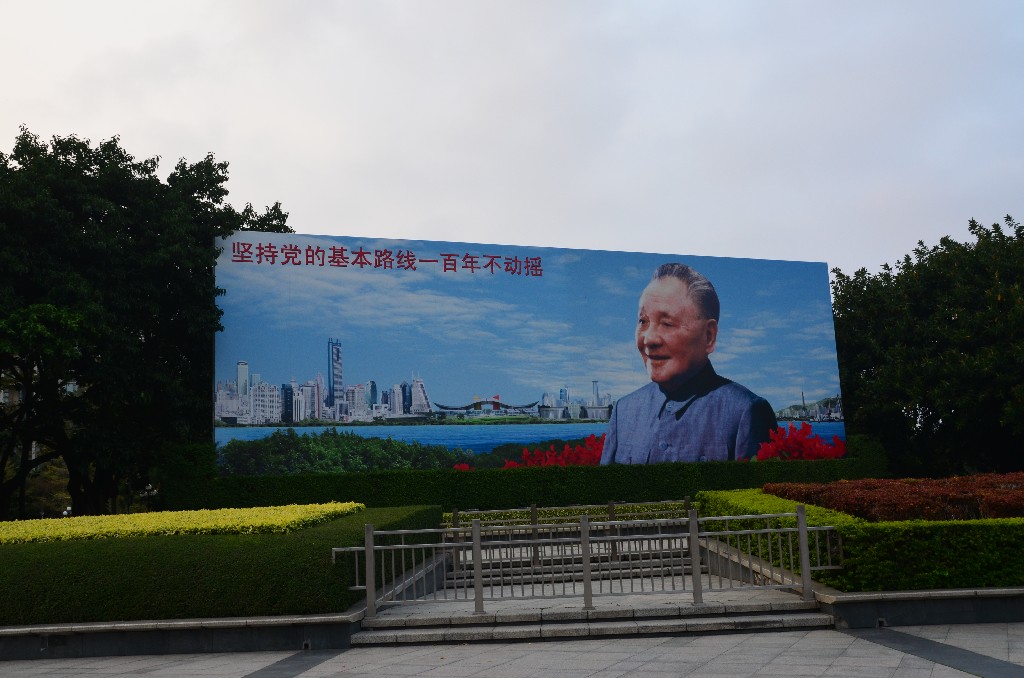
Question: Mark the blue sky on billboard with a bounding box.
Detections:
[216,233,839,411]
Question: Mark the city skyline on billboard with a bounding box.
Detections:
[214,232,842,423]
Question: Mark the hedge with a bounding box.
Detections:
[0,505,441,626]
[0,502,364,544]
[162,454,885,512]
[697,489,1024,591]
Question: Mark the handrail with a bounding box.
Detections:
[334,504,841,617]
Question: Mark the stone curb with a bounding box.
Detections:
[0,612,361,637]
[350,612,834,645]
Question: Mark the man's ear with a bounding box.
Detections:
[705,318,718,355]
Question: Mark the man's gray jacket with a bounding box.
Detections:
[599,362,777,464]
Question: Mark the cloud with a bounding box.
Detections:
[5,1,1021,281]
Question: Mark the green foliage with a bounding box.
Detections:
[166,455,879,512]
[216,429,605,475]
[442,501,693,527]
[218,428,477,475]
[842,434,890,477]
[0,305,85,517]
[0,505,440,625]
[0,127,291,517]
[832,216,1024,475]
[698,489,1024,591]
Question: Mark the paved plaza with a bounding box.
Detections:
[1,622,1022,677]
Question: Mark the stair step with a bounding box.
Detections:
[464,550,691,570]
[360,599,819,629]
[351,611,832,645]
[445,567,701,587]
[364,602,819,630]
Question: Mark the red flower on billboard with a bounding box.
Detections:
[516,433,604,467]
[452,433,606,470]
[756,422,846,461]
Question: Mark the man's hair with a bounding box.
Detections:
[651,263,720,322]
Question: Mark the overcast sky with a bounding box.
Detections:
[4,1,1022,276]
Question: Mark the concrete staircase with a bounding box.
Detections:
[351,526,833,646]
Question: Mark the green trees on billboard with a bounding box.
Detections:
[0,128,290,517]
[832,217,1024,475]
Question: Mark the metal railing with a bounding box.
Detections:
[446,499,693,528]
[332,505,842,617]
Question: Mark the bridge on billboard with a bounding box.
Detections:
[433,399,540,413]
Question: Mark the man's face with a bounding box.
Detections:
[636,276,718,392]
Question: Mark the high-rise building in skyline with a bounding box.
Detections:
[237,361,249,397]
[390,383,403,415]
[410,376,431,414]
[366,380,377,408]
[250,382,281,425]
[401,381,412,415]
[346,383,368,419]
[280,382,294,423]
[327,339,343,409]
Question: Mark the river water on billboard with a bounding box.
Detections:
[215,421,846,453]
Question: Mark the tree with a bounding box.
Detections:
[0,128,291,517]
[0,305,86,519]
[832,216,1024,476]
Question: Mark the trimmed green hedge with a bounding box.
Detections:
[698,489,1024,591]
[163,455,884,512]
[0,505,441,626]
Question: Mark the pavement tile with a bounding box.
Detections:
[770,653,838,666]
[417,665,489,677]
[887,670,933,678]
[757,664,829,676]
[928,669,975,678]
[820,666,900,677]
[585,670,634,678]
[831,655,904,669]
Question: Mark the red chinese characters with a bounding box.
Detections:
[229,241,543,277]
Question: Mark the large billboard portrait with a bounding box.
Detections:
[214,233,845,474]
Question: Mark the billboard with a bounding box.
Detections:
[214,233,844,469]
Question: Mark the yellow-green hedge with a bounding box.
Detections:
[697,489,1024,591]
[0,502,364,544]
[0,505,439,625]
